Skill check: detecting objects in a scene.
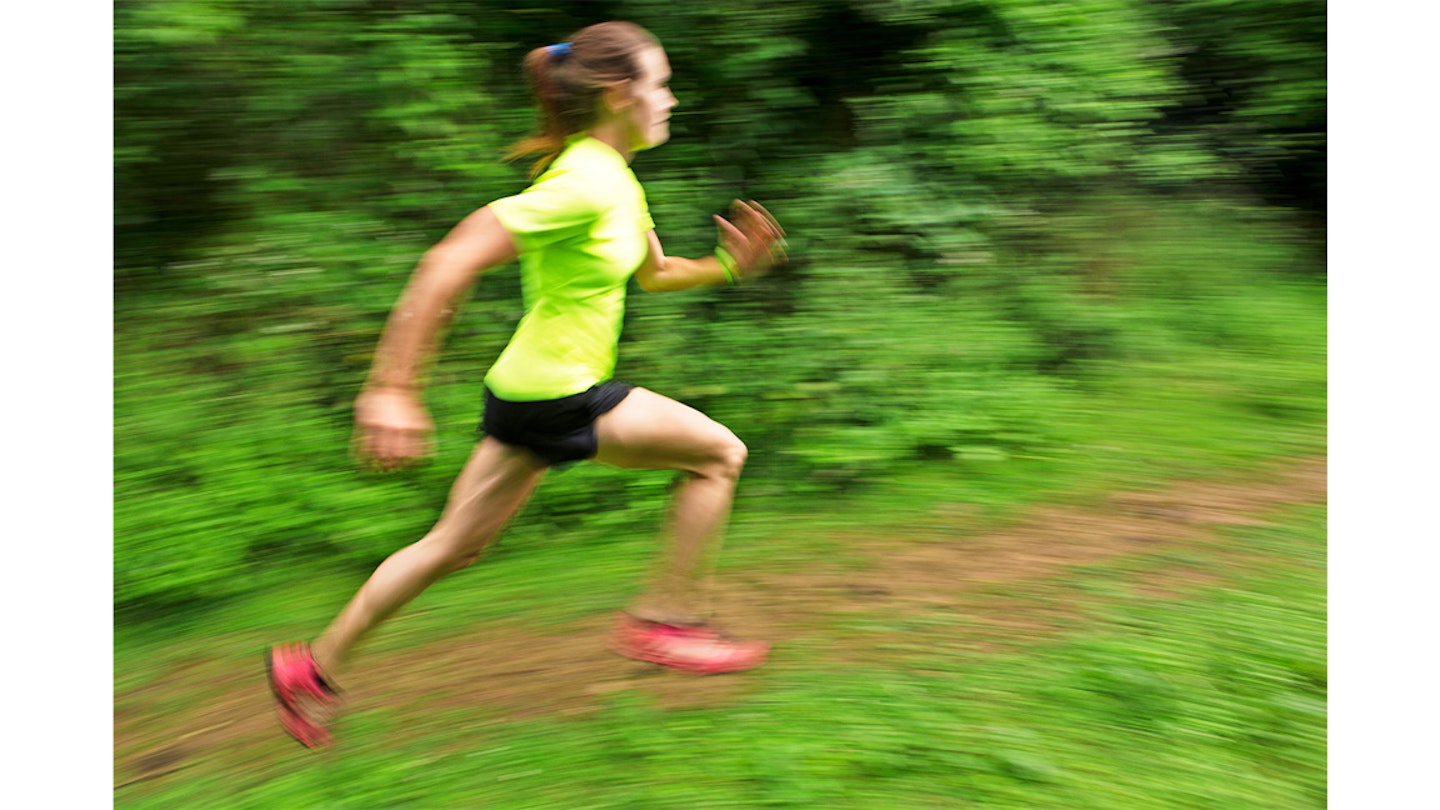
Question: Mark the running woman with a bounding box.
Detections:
[266,21,788,749]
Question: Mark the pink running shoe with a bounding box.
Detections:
[611,613,770,674]
[266,642,342,749]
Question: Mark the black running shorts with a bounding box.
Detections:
[479,381,635,465]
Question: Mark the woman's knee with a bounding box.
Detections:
[421,517,501,572]
[438,534,495,573]
[447,547,487,572]
[704,431,748,481]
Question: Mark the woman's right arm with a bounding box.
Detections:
[354,206,518,469]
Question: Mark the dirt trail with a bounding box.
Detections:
[114,457,1325,790]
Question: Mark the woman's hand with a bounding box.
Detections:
[714,199,787,283]
[353,387,435,471]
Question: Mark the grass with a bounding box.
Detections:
[115,500,1324,809]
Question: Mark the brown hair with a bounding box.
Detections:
[506,21,661,177]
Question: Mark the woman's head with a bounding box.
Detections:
[509,21,676,173]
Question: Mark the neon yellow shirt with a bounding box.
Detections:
[485,136,655,400]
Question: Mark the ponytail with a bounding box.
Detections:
[505,44,575,177]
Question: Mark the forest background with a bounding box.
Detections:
[114,0,1326,610]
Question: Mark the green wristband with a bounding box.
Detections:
[715,246,740,286]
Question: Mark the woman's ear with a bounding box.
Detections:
[601,79,635,116]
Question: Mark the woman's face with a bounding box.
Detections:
[622,46,677,151]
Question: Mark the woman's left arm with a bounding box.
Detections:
[635,200,787,293]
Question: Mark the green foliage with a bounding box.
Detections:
[1144,0,1326,209]
[114,1,1325,610]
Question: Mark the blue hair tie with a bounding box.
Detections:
[548,42,572,58]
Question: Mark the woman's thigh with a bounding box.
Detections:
[432,437,549,538]
[591,388,744,474]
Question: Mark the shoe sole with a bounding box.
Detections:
[611,641,769,675]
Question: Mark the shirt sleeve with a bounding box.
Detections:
[637,195,655,232]
[488,165,605,253]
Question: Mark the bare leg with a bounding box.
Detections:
[592,387,748,625]
[310,438,547,678]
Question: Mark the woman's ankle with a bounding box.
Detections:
[623,605,706,627]
[308,639,344,685]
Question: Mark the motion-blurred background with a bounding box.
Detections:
[115,0,1323,610]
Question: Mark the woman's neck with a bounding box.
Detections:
[585,123,634,165]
